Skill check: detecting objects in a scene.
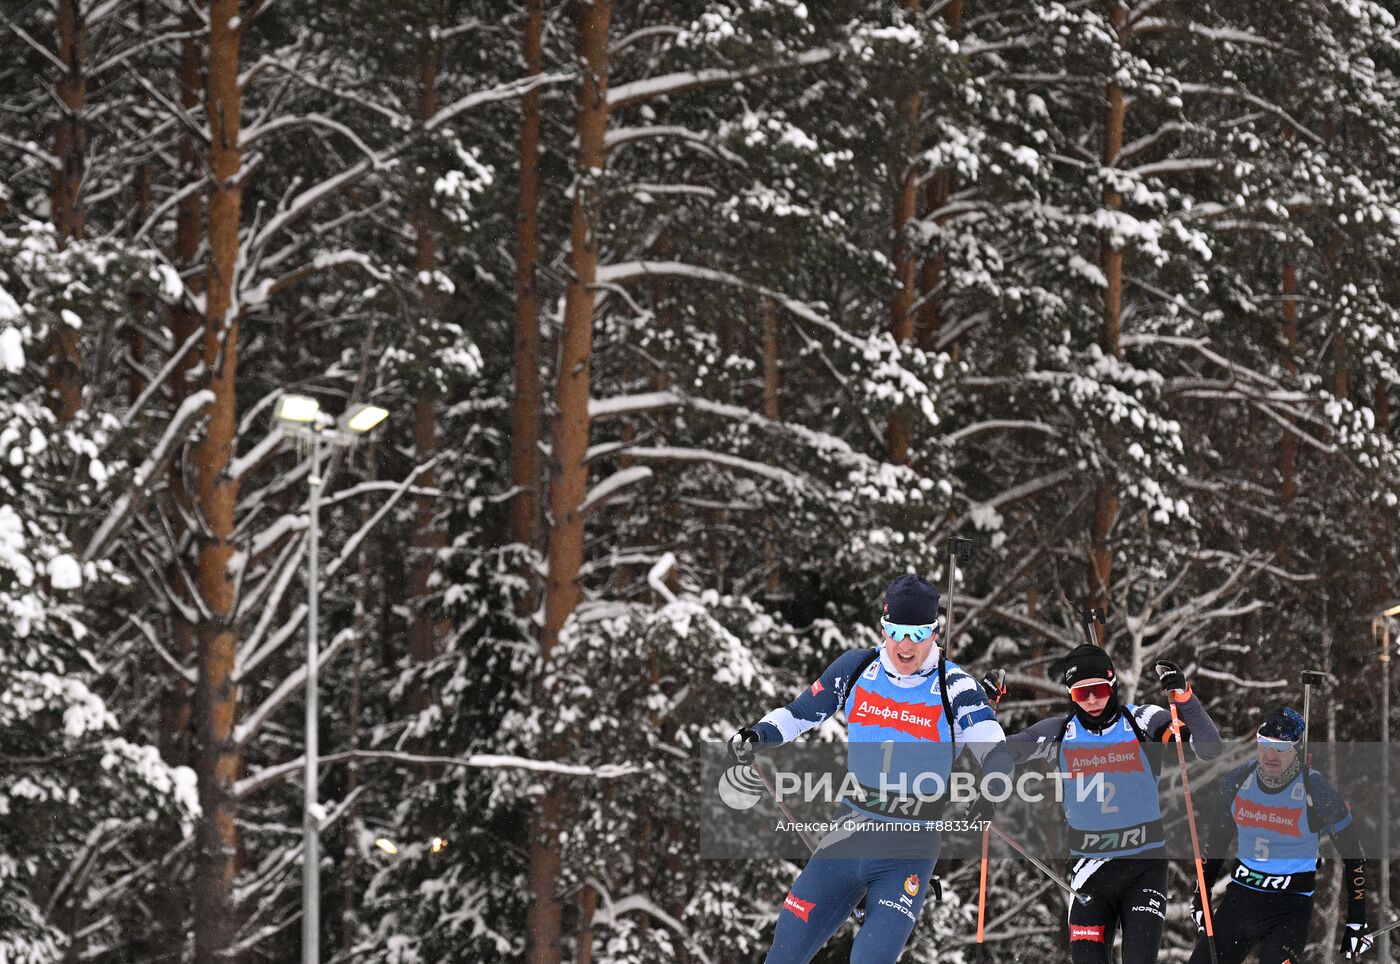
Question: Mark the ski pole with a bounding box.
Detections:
[1300,670,1327,781]
[975,823,990,956]
[1081,606,1105,648]
[1371,915,1400,941]
[944,538,972,658]
[751,762,869,926]
[985,822,1092,906]
[1166,699,1220,964]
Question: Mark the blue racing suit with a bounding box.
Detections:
[750,646,1012,964]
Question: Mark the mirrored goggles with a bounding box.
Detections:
[1256,734,1299,751]
[881,619,939,644]
[1068,680,1114,702]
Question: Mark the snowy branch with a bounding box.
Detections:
[608,48,836,110]
[590,445,802,489]
[233,628,355,749]
[236,750,641,799]
[582,466,654,515]
[84,390,216,563]
[424,71,572,131]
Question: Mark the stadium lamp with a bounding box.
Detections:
[271,392,389,964]
[274,393,322,425]
[339,403,389,434]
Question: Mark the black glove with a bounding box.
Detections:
[1154,659,1188,695]
[980,669,1007,706]
[962,793,995,826]
[1190,888,1206,933]
[728,727,760,767]
[1340,921,1372,959]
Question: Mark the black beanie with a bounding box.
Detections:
[883,574,941,624]
[1060,644,1116,687]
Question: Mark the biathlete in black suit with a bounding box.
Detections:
[984,643,1223,964]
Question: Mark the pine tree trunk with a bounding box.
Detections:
[528,3,613,961]
[510,0,545,564]
[192,1,244,958]
[48,0,86,421]
[888,0,921,466]
[916,1,962,358]
[407,45,446,709]
[1091,1,1127,615]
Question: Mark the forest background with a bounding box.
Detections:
[2,0,1400,961]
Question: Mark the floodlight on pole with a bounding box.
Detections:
[340,403,389,434]
[275,393,322,424]
[269,394,389,964]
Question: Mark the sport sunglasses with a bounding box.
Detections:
[1256,734,1299,751]
[1068,680,1115,702]
[881,619,940,643]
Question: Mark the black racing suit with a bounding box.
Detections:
[1007,691,1223,964]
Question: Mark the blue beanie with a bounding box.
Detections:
[1258,707,1305,745]
[883,574,940,625]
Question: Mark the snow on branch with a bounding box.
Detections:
[127,616,195,683]
[1177,84,1324,145]
[246,159,372,260]
[595,260,865,348]
[229,429,285,482]
[235,750,641,799]
[424,70,572,131]
[84,390,216,563]
[608,48,835,110]
[239,113,383,167]
[941,420,1060,446]
[589,445,802,489]
[233,628,355,749]
[591,883,713,964]
[648,553,678,604]
[582,465,653,515]
[590,390,868,468]
[122,328,203,427]
[241,249,391,309]
[1129,158,1219,179]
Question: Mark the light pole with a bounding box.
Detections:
[1377,604,1400,964]
[272,394,388,964]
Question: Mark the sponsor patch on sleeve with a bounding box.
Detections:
[810,680,825,697]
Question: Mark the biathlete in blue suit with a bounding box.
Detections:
[984,643,1223,964]
[1189,707,1371,963]
[730,574,1013,964]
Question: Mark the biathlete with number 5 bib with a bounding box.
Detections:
[1189,707,1371,964]
[982,643,1223,964]
[729,574,1013,964]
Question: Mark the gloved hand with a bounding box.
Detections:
[728,727,760,767]
[1154,659,1189,696]
[962,793,995,827]
[980,669,1007,706]
[1341,921,1373,959]
[1190,888,1206,933]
